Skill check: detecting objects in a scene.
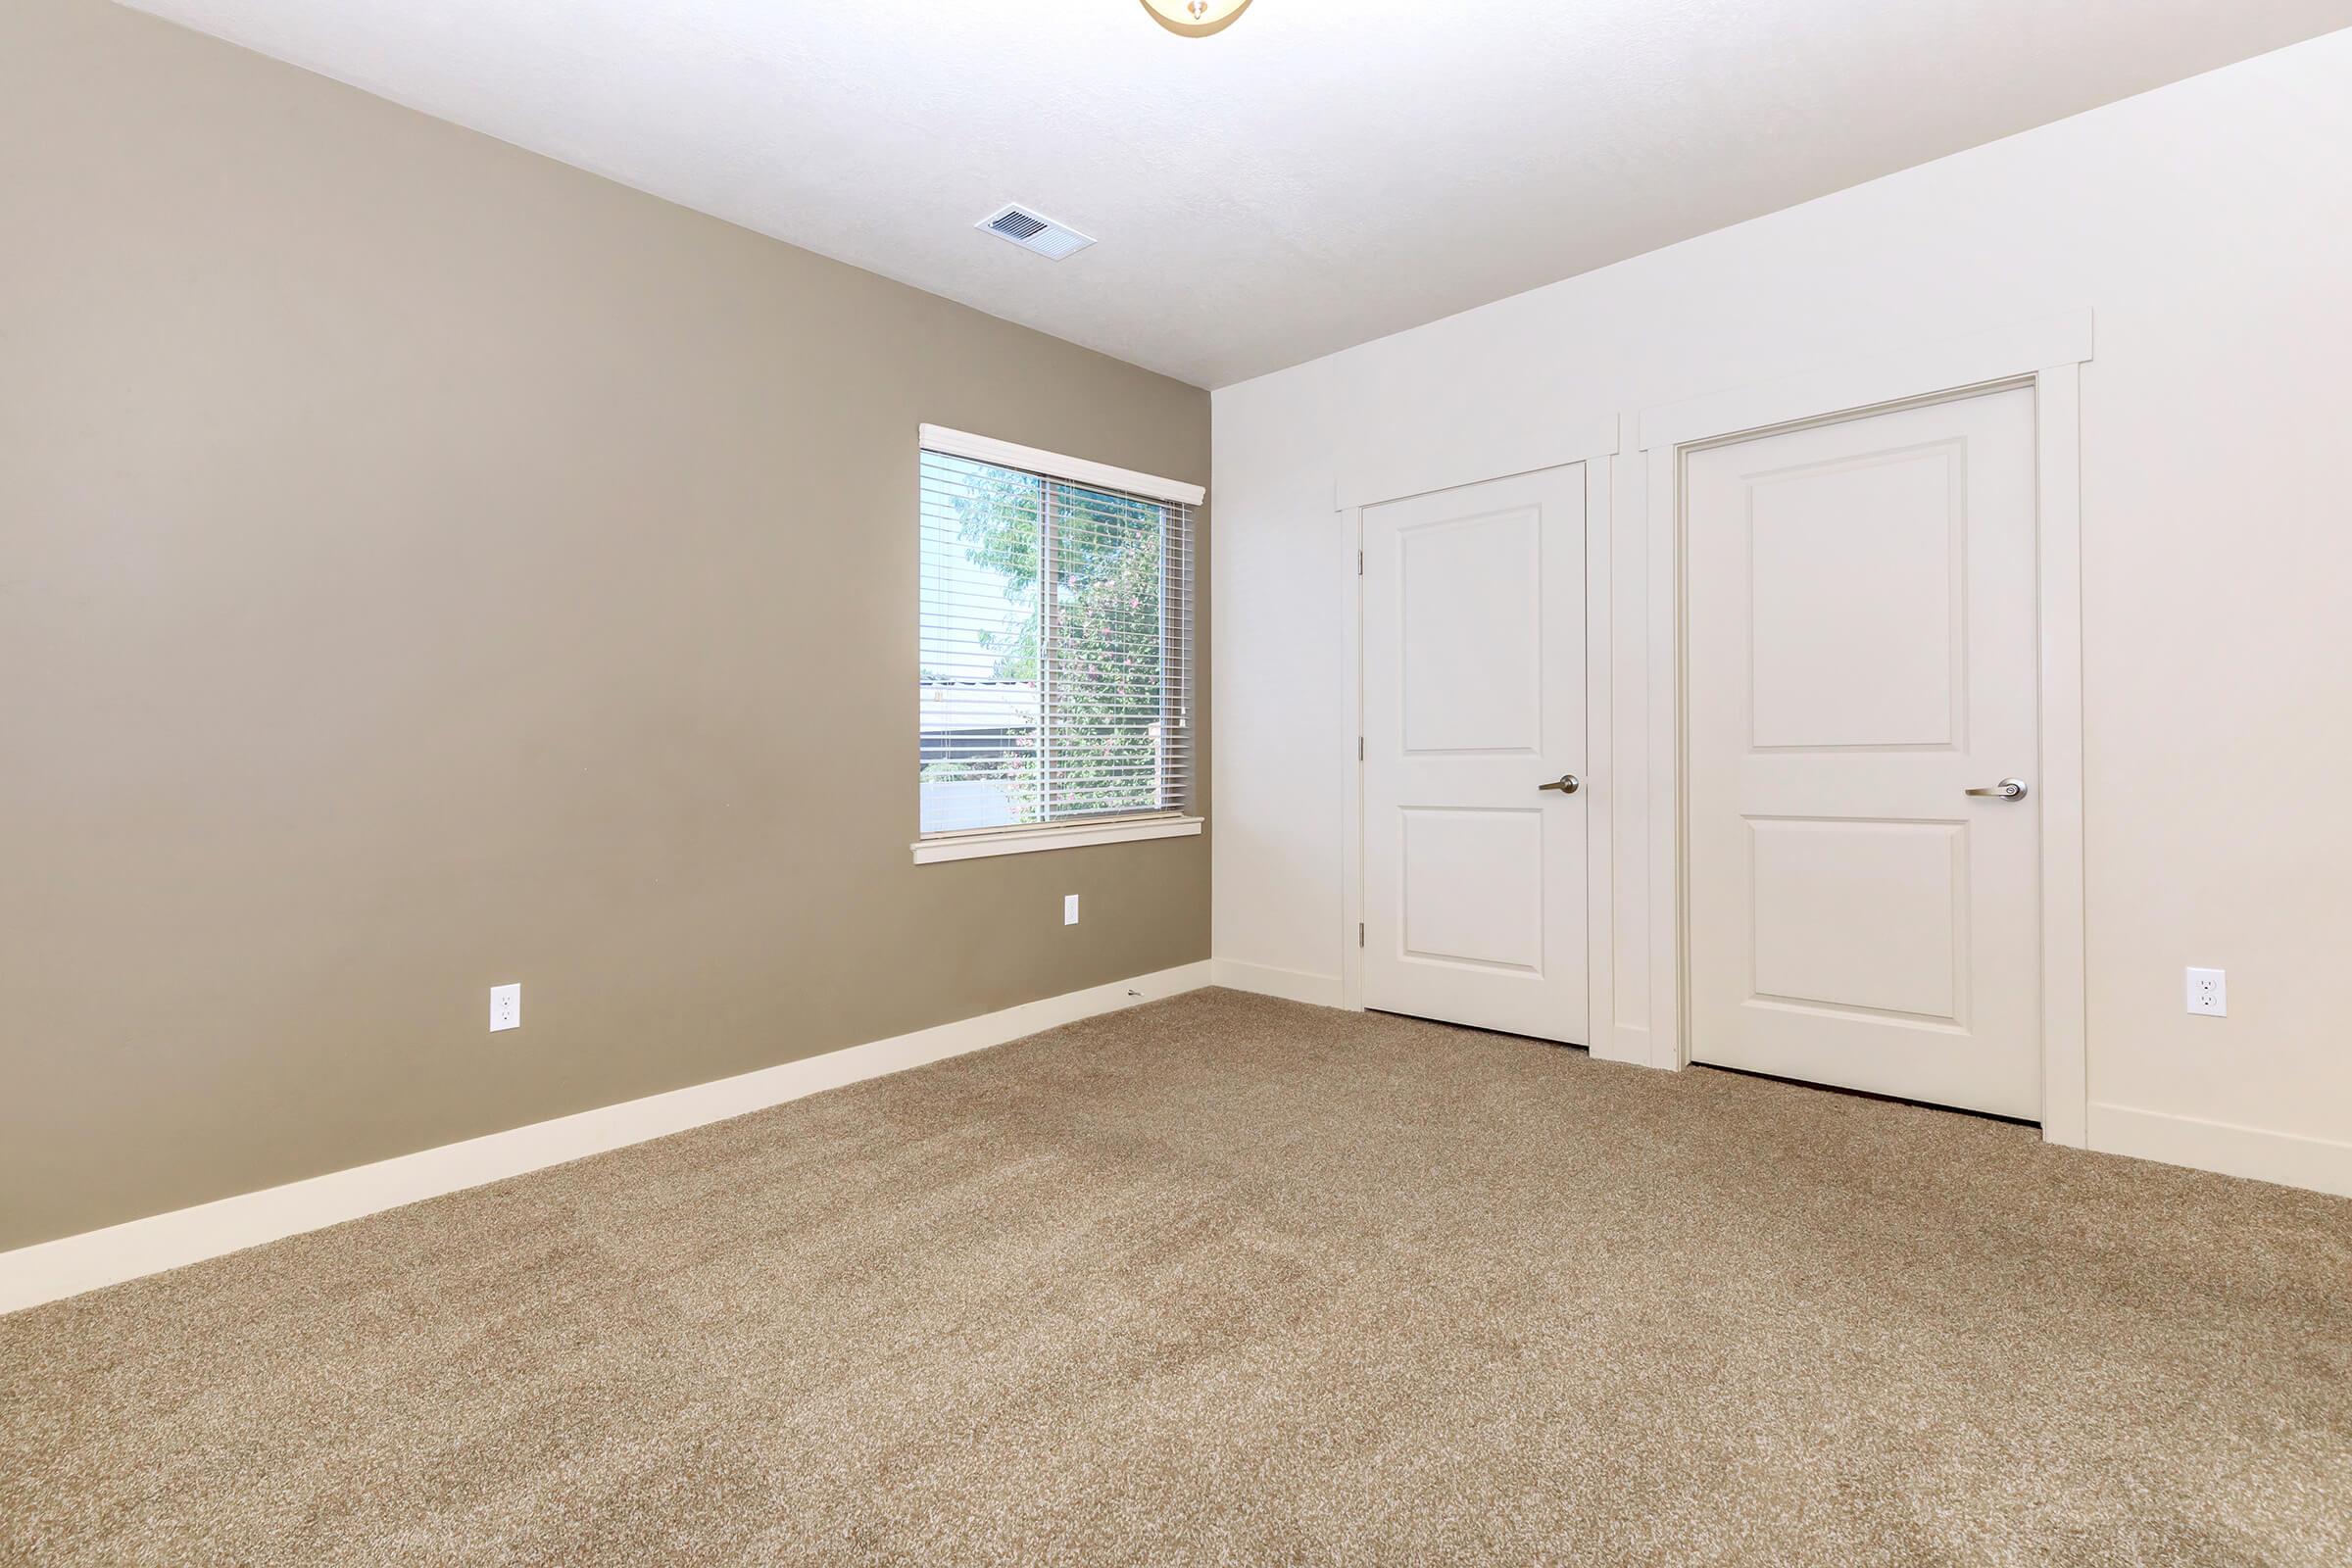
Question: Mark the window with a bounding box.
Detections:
[915,426,1200,862]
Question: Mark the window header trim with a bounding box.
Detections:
[918,424,1205,508]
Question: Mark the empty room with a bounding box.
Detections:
[6,0,2351,1561]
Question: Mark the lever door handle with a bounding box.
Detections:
[1964,777,2030,800]
[1537,774,1581,795]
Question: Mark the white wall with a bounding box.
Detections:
[1211,28,2352,1193]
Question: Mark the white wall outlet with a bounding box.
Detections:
[2185,967,2226,1017]
[1063,894,1080,926]
[490,982,521,1032]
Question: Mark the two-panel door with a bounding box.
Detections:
[1684,387,2041,1118]
[1361,466,1588,1044]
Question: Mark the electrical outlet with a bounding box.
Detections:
[490,982,521,1032]
[1063,894,1080,926]
[2185,967,2226,1017]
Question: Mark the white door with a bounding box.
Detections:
[1685,386,2040,1118]
[1362,466,1588,1043]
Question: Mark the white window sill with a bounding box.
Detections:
[911,814,1203,864]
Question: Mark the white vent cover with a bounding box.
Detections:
[976,204,1095,261]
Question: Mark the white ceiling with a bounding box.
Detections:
[125,0,2352,388]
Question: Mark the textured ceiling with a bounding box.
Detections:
[122,0,2352,387]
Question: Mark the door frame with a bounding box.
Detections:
[1336,418,1621,1058]
[1633,311,2094,1145]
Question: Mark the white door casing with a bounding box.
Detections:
[1361,466,1589,1043]
[1683,386,2041,1118]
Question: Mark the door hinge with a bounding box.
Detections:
[1358,922,1366,948]
[1357,736,1364,761]
[1356,549,1364,575]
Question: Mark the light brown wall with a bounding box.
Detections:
[0,0,1210,1250]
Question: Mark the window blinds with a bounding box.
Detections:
[918,446,1196,837]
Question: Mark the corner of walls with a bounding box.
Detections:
[1209,368,1350,998]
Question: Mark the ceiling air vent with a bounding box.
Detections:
[977,204,1096,261]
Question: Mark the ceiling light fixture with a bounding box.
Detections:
[1140,0,1253,38]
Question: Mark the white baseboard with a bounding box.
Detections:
[0,960,1213,1316]
[1209,958,1344,1007]
[2087,1102,2352,1199]
[1591,1020,1654,1069]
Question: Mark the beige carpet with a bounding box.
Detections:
[4,990,2347,1566]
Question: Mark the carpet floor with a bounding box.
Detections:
[4,989,2348,1565]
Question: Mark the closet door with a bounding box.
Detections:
[1360,466,1588,1043]
[1684,387,2041,1118]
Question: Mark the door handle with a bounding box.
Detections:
[1964,777,2030,800]
[1538,774,1581,795]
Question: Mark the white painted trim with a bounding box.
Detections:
[1595,432,1655,1066]
[1634,324,2094,1139]
[2088,1103,2352,1199]
[1642,443,1685,1071]
[1580,454,1617,1064]
[1210,959,1345,1007]
[0,961,1214,1316]
[1338,506,1367,1011]
[1637,311,2093,452]
[911,813,1201,863]
[918,423,1205,506]
[1335,414,1619,513]
[2034,364,2090,1149]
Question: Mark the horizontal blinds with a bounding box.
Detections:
[919,449,1195,836]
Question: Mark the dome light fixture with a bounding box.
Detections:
[1140,0,1253,38]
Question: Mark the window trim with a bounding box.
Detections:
[909,812,1204,865]
[914,426,1204,864]
[917,425,1205,508]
